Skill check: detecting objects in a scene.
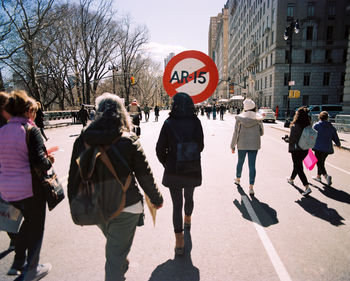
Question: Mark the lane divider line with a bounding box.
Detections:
[242,195,293,281]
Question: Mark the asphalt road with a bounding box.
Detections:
[1,110,350,281]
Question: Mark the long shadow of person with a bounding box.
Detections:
[0,248,13,260]
[292,185,345,226]
[309,183,350,205]
[233,185,279,227]
[148,229,200,281]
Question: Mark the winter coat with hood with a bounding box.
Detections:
[156,115,204,188]
[231,111,264,150]
[313,120,340,154]
[67,114,163,208]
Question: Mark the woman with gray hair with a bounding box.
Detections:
[68,93,163,281]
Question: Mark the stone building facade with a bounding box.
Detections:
[224,0,349,116]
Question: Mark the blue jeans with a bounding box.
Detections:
[236,150,258,185]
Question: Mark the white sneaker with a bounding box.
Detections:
[313,176,322,182]
[234,178,240,185]
[249,187,254,196]
[302,187,312,196]
[287,178,294,185]
[24,263,52,281]
[326,175,332,186]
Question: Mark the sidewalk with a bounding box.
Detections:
[272,120,350,151]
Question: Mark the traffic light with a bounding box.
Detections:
[130,76,135,85]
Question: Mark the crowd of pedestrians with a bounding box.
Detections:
[0,89,343,281]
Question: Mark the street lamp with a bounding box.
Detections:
[283,19,299,127]
[108,64,118,94]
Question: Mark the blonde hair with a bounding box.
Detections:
[5,90,37,117]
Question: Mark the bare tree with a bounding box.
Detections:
[0,0,57,103]
[118,16,149,105]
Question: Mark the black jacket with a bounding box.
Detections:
[156,115,204,188]
[67,116,163,208]
[34,108,45,128]
[288,123,306,152]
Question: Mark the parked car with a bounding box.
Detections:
[258,107,276,122]
[294,104,343,120]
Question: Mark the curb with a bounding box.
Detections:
[46,122,72,129]
[271,126,350,152]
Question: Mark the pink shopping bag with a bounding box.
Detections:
[303,149,318,170]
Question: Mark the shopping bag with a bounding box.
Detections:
[0,197,23,233]
[303,149,318,170]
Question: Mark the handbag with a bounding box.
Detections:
[24,124,65,211]
[41,168,65,211]
[0,196,23,233]
[303,149,318,170]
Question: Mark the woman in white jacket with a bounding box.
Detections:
[231,99,264,195]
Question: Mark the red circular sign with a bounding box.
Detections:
[163,50,219,104]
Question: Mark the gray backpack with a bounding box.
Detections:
[298,125,318,150]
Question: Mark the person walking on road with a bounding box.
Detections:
[219,104,225,120]
[156,92,204,255]
[154,105,160,122]
[312,111,341,185]
[0,90,54,280]
[285,107,312,196]
[231,99,264,196]
[212,105,217,120]
[143,104,150,122]
[127,99,142,136]
[78,104,89,127]
[34,101,48,141]
[68,93,163,281]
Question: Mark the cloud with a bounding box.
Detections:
[144,42,189,69]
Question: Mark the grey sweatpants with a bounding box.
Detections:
[99,212,140,281]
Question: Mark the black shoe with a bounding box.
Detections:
[7,260,25,276]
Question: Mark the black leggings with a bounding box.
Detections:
[291,150,309,186]
[314,150,329,176]
[169,187,195,233]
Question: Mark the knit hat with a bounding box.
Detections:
[243,99,255,111]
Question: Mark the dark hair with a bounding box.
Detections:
[5,90,34,117]
[0,91,10,110]
[291,106,310,128]
[319,111,329,121]
[169,92,195,118]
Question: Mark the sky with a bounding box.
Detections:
[114,0,226,68]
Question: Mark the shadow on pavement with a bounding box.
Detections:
[148,229,200,281]
[233,185,279,227]
[310,183,350,205]
[0,248,13,260]
[292,185,345,226]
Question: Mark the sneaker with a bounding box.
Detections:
[326,175,332,186]
[287,178,294,185]
[249,187,254,196]
[24,263,52,281]
[234,178,240,185]
[7,260,25,276]
[313,176,322,182]
[302,187,312,196]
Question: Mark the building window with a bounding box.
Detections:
[270,53,273,65]
[270,74,272,87]
[271,31,274,44]
[265,76,267,88]
[285,50,290,64]
[287,3,294,18]
[265,57,268,68]
[326,26,333,40]
[325,49,332,63]
[323,72,330,86]
[305,50,312,63]
[302,95,309,106]
[322,95,329,104]
[304,72,310,86]
[307,2,315,17]
[265,37,268,48]
[284,73,289,86]
[341,72,345,86]
[328,1,336,19]
[306,26,313,40]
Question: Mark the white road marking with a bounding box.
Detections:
[325,162,350,176]
[242,195,293,281]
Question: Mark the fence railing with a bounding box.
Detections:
[334,115,350,132]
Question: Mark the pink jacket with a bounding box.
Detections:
[0,117,33,201]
